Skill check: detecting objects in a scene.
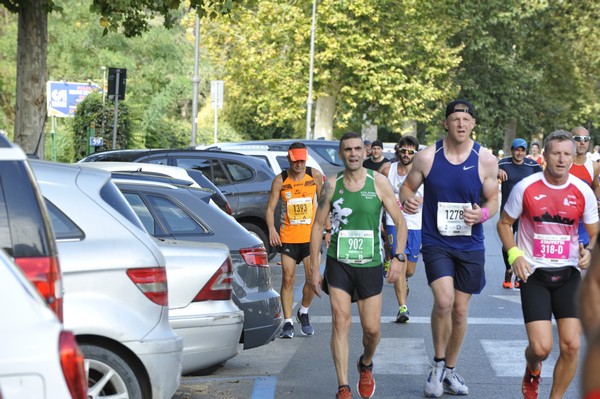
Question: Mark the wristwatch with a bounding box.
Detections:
[393,253,406,262]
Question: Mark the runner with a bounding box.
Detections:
[497,130,599,399]
[266,142,328,338]
[400,99,499,397]
[379,135,423,324]
[498,138,543,289]
[309,132,407,399]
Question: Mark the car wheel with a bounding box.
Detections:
[81,344,143,399]
[241,222,277,261]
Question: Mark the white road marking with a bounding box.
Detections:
[481,340,555,378]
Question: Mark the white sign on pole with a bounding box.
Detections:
[211,80,224,109]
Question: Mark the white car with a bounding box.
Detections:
[0,248,87,399]
[203,144,324,176]
[31,160,183,399]
[156,239,244,374]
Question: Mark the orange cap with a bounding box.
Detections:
[288,148,307,161]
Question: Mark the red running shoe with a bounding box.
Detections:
[336,385,352,399]
[522,367,541,399]
[356,356,375,398]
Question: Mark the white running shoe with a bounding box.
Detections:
[444,368,469,395]
[424,360,445,398]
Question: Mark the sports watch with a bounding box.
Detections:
[393,253,406,262]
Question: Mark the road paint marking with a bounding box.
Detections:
[375,338,429,375]
[310,316,525,325]
[251,376,277,399]
[481,340,555,377]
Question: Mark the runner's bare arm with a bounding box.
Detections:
[580,246,600,338]
[265,175,283,247]
[465,148,500,225]
[497,210,532,282]
[400,146,433,214]
[314,169,331,231]
[309,176,334,297]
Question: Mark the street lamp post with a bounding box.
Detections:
[306,0,317,140]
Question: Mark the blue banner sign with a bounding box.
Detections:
[47,81,98,117]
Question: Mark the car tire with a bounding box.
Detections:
[241,222,277,261]
[80,343,143,399]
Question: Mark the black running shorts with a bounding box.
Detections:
[322,256,383,302]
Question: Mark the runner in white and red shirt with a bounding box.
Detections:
[497,130,599,399]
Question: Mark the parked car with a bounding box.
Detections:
[203,139,344,177]
[155,239,244,374]
[0,135,63,320]
[112,177,283,349]
[79,149,278,259]
[0,248,87,399]
[80,161,232,215]
[205,145,324,176]
[30,160,183,399]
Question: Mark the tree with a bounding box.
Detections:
[201,0,464,140]
[0,0,235,156]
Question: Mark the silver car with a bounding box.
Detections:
[156,239,244,374]
[0,248,87,399]
[30,160,183,399]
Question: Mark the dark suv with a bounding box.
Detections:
[0,135,63,320]
[79,149,278,258]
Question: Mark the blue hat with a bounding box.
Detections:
[511,138,528,150]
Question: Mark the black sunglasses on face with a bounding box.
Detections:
[574,135,591,142]
[399,148,417,155]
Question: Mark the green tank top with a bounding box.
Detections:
[327,169,383,268]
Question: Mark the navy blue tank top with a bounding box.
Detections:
[422,139,484,251]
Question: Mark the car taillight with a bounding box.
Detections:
[240,247,269,268]
[126,267,169,306]
[193,257,234,301]
[59,331,87,399]
[15,255,63,322]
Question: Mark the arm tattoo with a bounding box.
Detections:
[318,180,332,208]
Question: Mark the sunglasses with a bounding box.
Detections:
[574,135,591,142]
[399,148,417,155]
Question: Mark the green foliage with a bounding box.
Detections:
[72,92,131,159]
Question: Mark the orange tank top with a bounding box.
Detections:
[279,167,317,244]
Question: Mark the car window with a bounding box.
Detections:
[223,161,254,182]
[146,195,210,235]
[122,193,157,235]
[99,182,146,232]
[275,155,290,171]
[174,158,230,187]
[312,146,342,165]
[44,200,84,240]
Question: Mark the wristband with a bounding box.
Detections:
[507,246,524,266]
[325,228,332,233]
[480,207,490,223]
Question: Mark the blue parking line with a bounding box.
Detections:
[251,376,277,398]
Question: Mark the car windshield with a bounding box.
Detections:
[311,145,342,166]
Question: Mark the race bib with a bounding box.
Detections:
[533,233,570,261]
[287,197,313,225]
[437,202,472,236]
[336,230,374,264]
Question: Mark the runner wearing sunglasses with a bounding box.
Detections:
[569,126,600,248]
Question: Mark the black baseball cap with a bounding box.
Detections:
[445,99,475,119]
[371,140,383,149]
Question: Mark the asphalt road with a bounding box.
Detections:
[174,212,587,399]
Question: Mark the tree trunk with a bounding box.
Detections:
[314,95,335,140]
[503,118,517,153]
[14,0,47,157]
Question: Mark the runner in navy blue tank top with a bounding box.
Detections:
[400,99,499,398]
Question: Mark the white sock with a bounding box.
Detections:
[299,306,309,315]
[285,318,293,325]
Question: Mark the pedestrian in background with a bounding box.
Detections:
[401,99,499,397]
[362,140,390,171]
[309,132,407,399]
[498,138,543,289]
[497,130,598,399]
[527,140,544,168]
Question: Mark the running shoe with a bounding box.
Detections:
[296,310,315,336]
[443,368,469,395]
[279,321,294,339]
[383,260,390,278]
[356,355,375,398]
[503,271,513,289]
[336,385,353,399]
[514,279,521,289]
[395,305,410,324]
[522,366,541,399]
[424,360,445,398]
